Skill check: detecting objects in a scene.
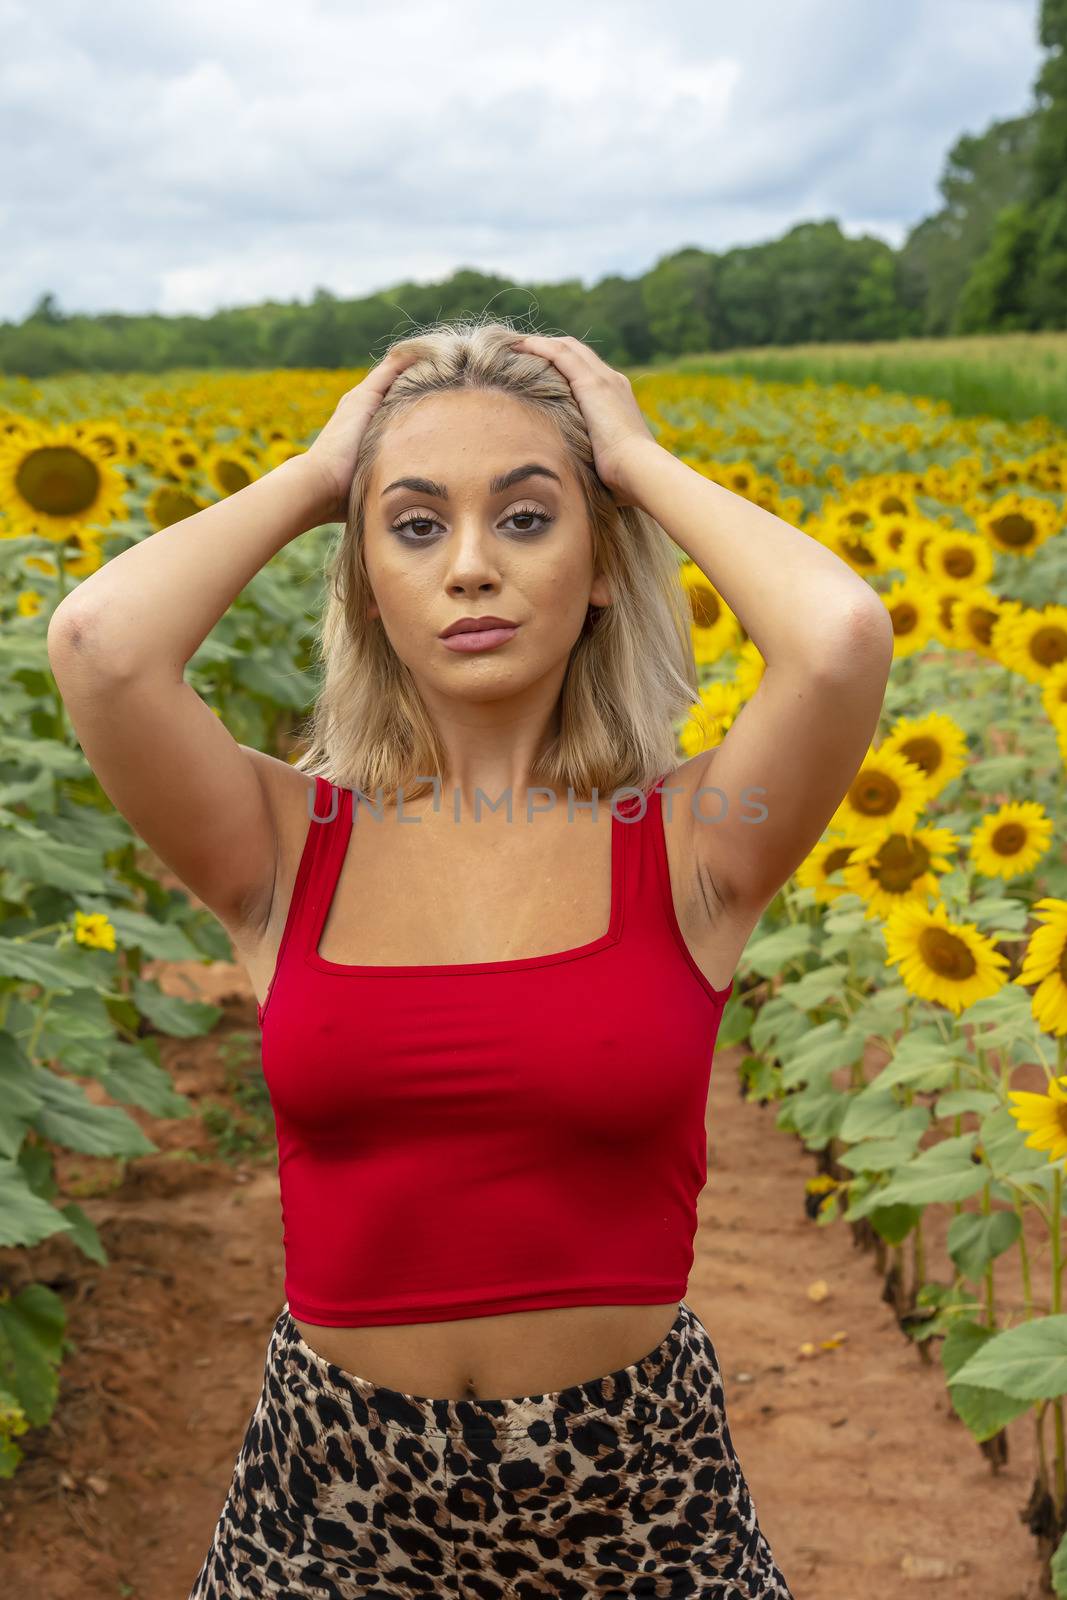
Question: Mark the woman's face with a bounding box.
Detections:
[361,390,611,704]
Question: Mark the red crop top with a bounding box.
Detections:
[256,772,734,1327]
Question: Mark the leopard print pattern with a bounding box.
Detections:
[188,1299,795,1598]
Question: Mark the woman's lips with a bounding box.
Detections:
[440,625,520,653]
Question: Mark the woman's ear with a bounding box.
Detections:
[589,575,612,609]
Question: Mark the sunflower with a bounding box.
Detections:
[882,899,1011,1015]
[678,561,741,666]
[922,527,994,592]
[73,910,116,951]
[975,493,1060,557]
[969,802,1054,882]
[62,529,106,579]
[0,423,129,539]
[1006,1076,1067,1164]
[994,604,1067,685]
[163,435,207,478]
[1013,898,1067,1038]
[829,745,932,844]
[821,504,882,577]
[950,587,1023,659]
[731,637,766,702]
[878,578,941,659]
[793,834,860,903]
[840,823,958,921]
[146,483,206,530]
[71,419,132,462]
[262,437,309,471]
[865,512,920,573]
[878,712,969,796]
[16,590,43,618]
[1040,661,1067,728]
[202,445,262,498]
[677,681,743,757]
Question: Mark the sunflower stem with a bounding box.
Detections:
[1052,1161,1066,1513]
[1014,1192,1034,1318]
[981,1179,996,1327]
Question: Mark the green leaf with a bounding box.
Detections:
[0,1159,75,1248]
[100,908,202,961]
[30,1067,158,1157]
[779,1019,864,1089]
[0,1283,67,1427]
[789,1088,847,1150]
[97,1042,195,1118]
[54,1201,108,1265]
[946,1209,1022,1283]
[0,826,109,894]
[875,1134,988,1207]
[780,966,846,1009]
[131,977,221,1038]
[942,1318,1032,1442]
[838,1091,929,1144]
[0,1033,41,1160]
[935,1088,999,1120]
[737,923,814,977]
[950,1313,1067,1402]
[836,1131,927,1174]
[232,655,317,708]
[867,1202,921,1246]
[1051,1524,1067,1599]
[0,937,105,993]
[980,1104,1055,1180]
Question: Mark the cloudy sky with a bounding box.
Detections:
[0,0,1044,322]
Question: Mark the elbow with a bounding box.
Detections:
[820,599,895,678]
[47,600,140,685]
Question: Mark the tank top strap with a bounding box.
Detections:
[612,772,673,929]
[279,776,347,957]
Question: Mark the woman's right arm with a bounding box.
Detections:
[46,452,336,940]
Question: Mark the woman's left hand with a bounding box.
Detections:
[506,334,657,508]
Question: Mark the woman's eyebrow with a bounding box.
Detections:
[380,464,564,500]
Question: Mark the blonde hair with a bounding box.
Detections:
[292,316,699,805]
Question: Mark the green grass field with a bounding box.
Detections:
[635,331,1067,429]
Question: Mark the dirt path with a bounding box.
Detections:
[0,954,1048,1598]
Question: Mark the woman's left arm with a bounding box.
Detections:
[619,439,895,917]
[508,334,895,918]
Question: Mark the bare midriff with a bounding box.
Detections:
[289,1300,682,1401]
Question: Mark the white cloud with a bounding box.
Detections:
[0,0,1043,320]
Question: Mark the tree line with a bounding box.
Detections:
[3,0,1064,378]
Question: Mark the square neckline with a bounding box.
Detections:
[303,781,641,980]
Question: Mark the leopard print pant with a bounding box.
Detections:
[188,1299,795,1598]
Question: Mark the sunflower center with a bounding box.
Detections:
[874,834,931,893]
[842,538,878,567]
[1028,626,1067,668]
[217,458,252,495]
[992,822,1027,856]
[899,737,940,777]
[968,605,996,647]
[944,547,976,578]
[990,512,1036,549]
[918,926,978,981]
[824,847,852,878]
[851,772,902,816]
[891,603,918,636]
[16,446,100,516]
[689,585,720,629]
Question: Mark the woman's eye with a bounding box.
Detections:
[390,507,554,540]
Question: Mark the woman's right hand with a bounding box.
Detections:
[303,349,421,522]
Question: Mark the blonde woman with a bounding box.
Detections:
[48,321,892,1598]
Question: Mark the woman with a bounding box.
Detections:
[48,320,892,1598]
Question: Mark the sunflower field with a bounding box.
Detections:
[1,361,1066,1588]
